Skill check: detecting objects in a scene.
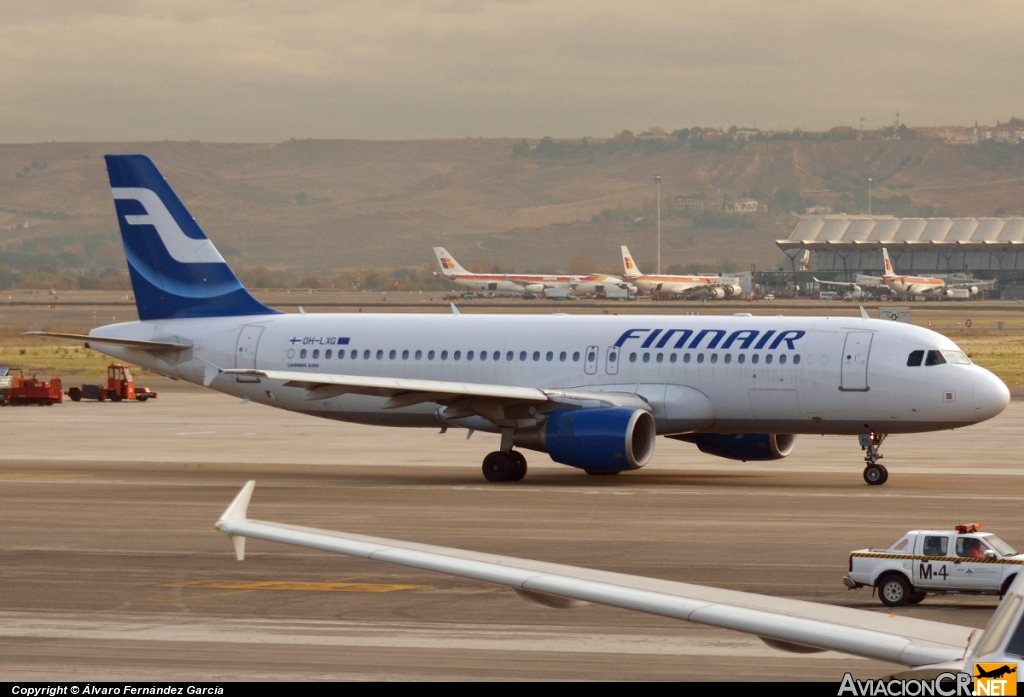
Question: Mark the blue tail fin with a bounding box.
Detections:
[105,155,279,321]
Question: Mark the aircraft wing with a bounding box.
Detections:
[946,279,995,290]
[22,331,192,352]
[215,482,977,668]
[813,278,860,290]
[221,368,650,412]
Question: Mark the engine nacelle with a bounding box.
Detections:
[514,407,656,472]
[721,284,742,297]
[524,283,545,293]
[681,433,797,461]
[706,287,727,299]
[971,286,979,296]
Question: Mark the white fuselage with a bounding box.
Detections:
[88,313,1008,438]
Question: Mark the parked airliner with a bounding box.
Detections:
[620,246,742,299]
[433,247,632,297]
[816,248,994,299]
[30,156,1009,485]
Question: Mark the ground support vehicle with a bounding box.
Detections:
[844,525,1024,607]
[0,367,63,406]
[67,364,157,403]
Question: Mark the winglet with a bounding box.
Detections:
[216,480,256,561]
[450,303,461,316]
[860,306,869,320]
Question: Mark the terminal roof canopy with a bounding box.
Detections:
[777,217,1024,250]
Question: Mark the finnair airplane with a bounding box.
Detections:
[217,481,1024,676]
[433,247,632,297]
[31,156,1009,485]
[620,246,742,299]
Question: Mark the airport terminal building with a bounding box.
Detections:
[777,216,1024,297]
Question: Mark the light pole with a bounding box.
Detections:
[867,177,873,216]
[654,174,662,274]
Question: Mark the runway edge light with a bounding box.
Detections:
[216,480,256,561]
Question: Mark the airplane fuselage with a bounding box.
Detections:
[89,313,1007,437]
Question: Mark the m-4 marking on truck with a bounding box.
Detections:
[919,563,948,580]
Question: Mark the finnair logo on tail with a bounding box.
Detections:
[112,188,225,265]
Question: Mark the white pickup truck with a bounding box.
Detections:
[843,525,1024,607]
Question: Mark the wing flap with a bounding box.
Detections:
[216,484,973,667]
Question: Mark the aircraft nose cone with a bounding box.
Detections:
[973,372,1010,421]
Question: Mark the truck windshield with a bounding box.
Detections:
[984,535,1018,556]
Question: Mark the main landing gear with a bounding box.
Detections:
[860,432,888,486]
[482,450,527,482]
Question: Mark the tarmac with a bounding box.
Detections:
[2,390,1022,681]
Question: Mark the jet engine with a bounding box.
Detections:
[721,284,742,297]
[672,433,797,462]
[514,407,656,472]
[706,287,727,300]
[524,283,545,293]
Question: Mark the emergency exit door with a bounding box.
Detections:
[840,331,872,391]
[235,325,264,381]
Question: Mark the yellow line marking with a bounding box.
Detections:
[0,474,88,479]
[158,580,430,593]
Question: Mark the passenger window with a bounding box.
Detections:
[793,354,800,365]
[925,350,946,366]
[738,354,745,364]
[338,349,345,359]
[377,350,384,360]
[559,351,567,361]
[415,350,422,360]
[467,351,474,360]
[710,353,718,364]
[546,351,553,361]
[629,352,637,362]
[724,354,732,364]
[363,350,371,359]
[697,353,704,363]
[573,351,581,362]
[389,350,396,359]
[765,354,773,365]
[907,350,924,367]
[325,349,332,359]
[587,350,595,362]
[533,351,540,361]
[428,350,435,360]
[656,353,663,363]
[779,354,787,365]
[751,354,759,364]
[683,353,691,363]
[922,536,949,557]
[480,351,488,361]
[507,351,514,361]
[643,353,650,363]
[402,350,410,360]
[300,349,307,359]
[312,349,319,359]
[454,350,461,360]
[520,351,527,361]
[670,353,677,363]
[441,350,448,360]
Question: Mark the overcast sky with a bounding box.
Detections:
[2,0,1022,142]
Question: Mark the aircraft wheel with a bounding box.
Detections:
[878,574,910,607]
[863,464,887,486]
[508,451,527,481]
[482,451,513,482]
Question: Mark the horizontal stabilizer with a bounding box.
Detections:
[22,332,192,352]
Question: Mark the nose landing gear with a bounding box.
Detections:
[860,432,888,485]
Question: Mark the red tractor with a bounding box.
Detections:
[67,364,157,403]
[0,367,63,406]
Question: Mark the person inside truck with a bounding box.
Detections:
[957,537,987,559]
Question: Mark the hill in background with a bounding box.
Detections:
[2,134,1023,284]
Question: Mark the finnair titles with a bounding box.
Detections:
[30,155,1010,486]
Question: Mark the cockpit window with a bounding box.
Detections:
[925,350,946,366]
[941,350,972,365]
[907,350,924,367]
